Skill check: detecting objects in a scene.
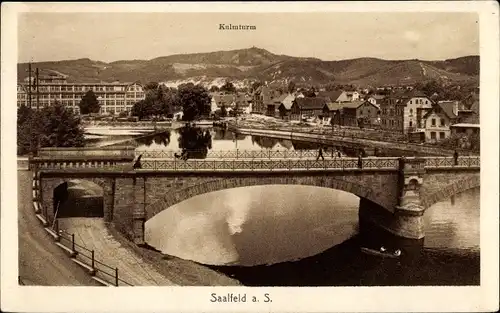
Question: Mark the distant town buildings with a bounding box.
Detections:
[17,71,145,115]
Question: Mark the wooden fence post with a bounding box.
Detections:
[115,268,119,286]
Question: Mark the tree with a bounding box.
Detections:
[209,85,220,92]
[220,81,236,93]
[287,81,296,94]
[17,102,85,155]
[177,83,211,121]
[130,84,178,120]
[303,87,316,97]
[324,83,337,92]
[131,100,151,120]
[118,110,129,118]
[79,90,100,114]
[145,81,159,91]
[418,80,442,98]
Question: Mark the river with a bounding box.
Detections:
[89,127,480,286]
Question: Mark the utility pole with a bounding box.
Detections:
[35,67,40,110]
[35,67,40,155]
[27,63,32,108]
[26,63,34,156]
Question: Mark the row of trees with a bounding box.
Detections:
[413,80,476,101]
[18,103,85,155]
[131,82,177,120]
[130,82,212,121]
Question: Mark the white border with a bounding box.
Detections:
[2,2,499,312]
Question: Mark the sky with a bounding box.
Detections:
[18,12,479,63]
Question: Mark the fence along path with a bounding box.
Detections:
[57,218,173,286]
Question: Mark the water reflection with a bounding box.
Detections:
[135,132,171,147]
[177,125,212,159]
[145,185,480,286]
[145,186,360,266]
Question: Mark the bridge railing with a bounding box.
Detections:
[135,149,339,159]
[138,157,401,171]
[423,156,480,168]
[30,155,480,172]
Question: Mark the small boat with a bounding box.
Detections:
[360,247,402,259]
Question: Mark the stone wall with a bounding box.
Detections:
[143,171,400,222]
[421,170,480,208]
[112,177,135,241]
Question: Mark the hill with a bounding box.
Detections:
[17,48,479,88]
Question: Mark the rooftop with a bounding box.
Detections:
[295,97,327,110]
[450,123,480,128]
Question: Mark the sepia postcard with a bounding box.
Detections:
[1,1,499,312]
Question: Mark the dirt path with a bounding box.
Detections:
[58,217,174,285]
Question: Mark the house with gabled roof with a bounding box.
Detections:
[277,93,297,120]
[345,90,360,101]
[252,85,282,116]
[421,101,459,143]
[367,94,386,106]
[379,90,434,134]
[317,90,350,103]
[290,97,327,121]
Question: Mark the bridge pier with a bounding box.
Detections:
[132,177,146,245]
[358,157,427,241]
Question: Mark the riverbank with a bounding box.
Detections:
[228,119,475,156]
[105,224,241,286]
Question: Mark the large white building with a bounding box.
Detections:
[17,72,145,115]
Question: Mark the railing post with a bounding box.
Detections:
[236,149,238,159]
[71,234,75,253]
[115,267,119,286]
[91,250,95,269]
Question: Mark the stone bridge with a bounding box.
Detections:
[32,155,480,245]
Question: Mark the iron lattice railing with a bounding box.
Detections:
[138,157,401,171]
[32,155,480,171]
[422,156,480,168]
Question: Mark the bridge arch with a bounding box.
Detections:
[421,175,480,209]
[145,176,387,221]
[52,179,105,219]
